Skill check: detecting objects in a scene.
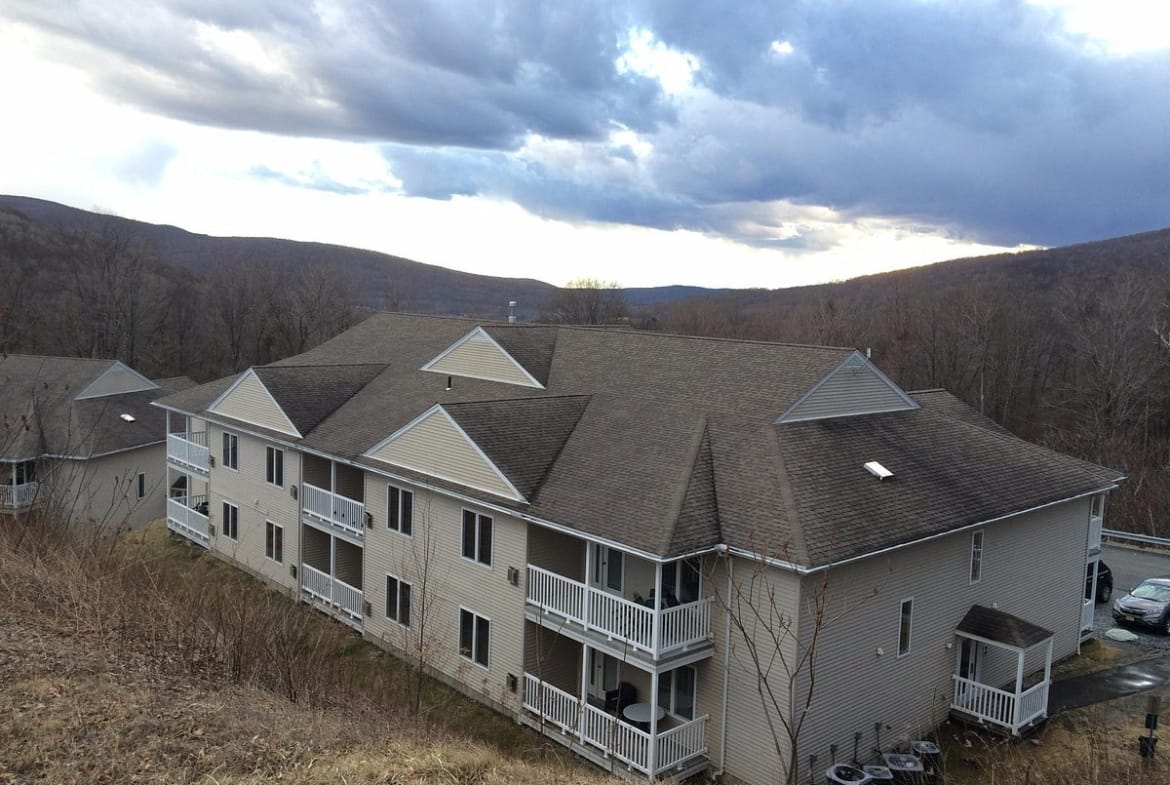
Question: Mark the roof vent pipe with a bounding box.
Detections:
[446,375,453,391]
[866,347,872,359]
[864,461,893,481]
[508,300,517,324]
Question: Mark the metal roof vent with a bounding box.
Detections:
[119,413,136,423]
[864,460,893,481]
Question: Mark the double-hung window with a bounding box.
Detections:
[462,510,492,566]
[459,609,490,668]
[222,501,239,540]
[898,598,913,657]
[969,530,984,584]
[266,521,284,563]
[388,485,413,536]
[386,574,412,627]
[265,446,283,487]
[222,432,238,470]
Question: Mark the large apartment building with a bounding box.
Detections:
[154,313,1120,783]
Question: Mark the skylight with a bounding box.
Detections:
[864,460,893,480]
[119,413,136,423]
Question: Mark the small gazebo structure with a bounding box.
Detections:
[950,605,1053,735]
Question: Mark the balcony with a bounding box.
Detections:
[0,481,39,511]
[302,483,365,540]
[167,495,210,546]
[527,565,713,659]
[301,564,364,622]
[523,674,708,777]
[167,432,210,474]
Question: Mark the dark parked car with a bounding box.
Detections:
[1090,561,1113,603]
[1113,577,1170,633]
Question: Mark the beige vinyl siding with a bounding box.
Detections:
[780,360,915,423]
[363,472,528,713]
[720,555,800,785]
[75,363,157,399]
[210,371,299,437]
[524,622,582,695]
[368,409,521,501]
[426,331,539,388]
[696,555,728,771]
[792,498,1091,780]
[206,426,300,591]
[44,445,166,530]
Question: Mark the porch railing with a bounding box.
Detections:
[0,481,39,510]
[301,563,364,620]
[166,495,209,545]
[167,432,210,472]
[952,675,1048,734]
[302,482,365,539]
[526,565,713,657]
[523,674,708,776]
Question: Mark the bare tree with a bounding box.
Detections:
[541,278,628,325]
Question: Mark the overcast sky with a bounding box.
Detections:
[1,1,1167,288]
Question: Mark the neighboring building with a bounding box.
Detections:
[0,354,190,529]
[153,313,1122,784]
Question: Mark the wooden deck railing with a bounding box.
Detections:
[302,482,365,539]
[527,565,712,657]
[522,673,708,776]
[167,432,210,472]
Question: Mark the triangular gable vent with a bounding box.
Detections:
[74,361,160,400]
[420,327,544,389]
[207,368,301,437]
[776,351,918,424]
[365,405,526,502]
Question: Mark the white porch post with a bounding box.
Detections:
[952,637,962,704]
[583,543,593,634]
[330,460,337,494]
[1043,638,1054,714]
[579,644,591,747]
[329,536,336,603]
[1013,648,1025,732]
[652,561,663,655]
[649,668,659,778]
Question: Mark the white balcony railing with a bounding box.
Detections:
[523,674,708,776]
[302,482,365,539]
[166,495,210,545]
[526,565,713,657]
[952,675,1048,734]
[1080,598,1094,632]
[167,432,210,473]
[0,481,39,510]
[301,564,364,621]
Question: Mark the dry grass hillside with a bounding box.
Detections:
[2,516,1170,785]
[0,519,603,785]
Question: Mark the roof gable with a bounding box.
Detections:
[253,364,385,436]
[74,361,159,400]
[777,351,919,424]
[364,404,525,502]
[208,369,301,437]
[421,327,544,388]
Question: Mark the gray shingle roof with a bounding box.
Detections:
[0,355,172,459]
[153,312,1123,564]
[957,605,1053,649]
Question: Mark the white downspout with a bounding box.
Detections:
[718,551,732,777]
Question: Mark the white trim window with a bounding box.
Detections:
[462,510,492,566]
[970,530,984,585]
[459,608,490,668]
[221,501,239,540]
[265,521,284,563]
[657,665,696,720]
[265,446,284,487]
[222,432,238,470]
[898,598,913,657]
[386,574,412,627]
[388,485,413,536]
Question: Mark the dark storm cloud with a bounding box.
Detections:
[8,0,1169,249]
